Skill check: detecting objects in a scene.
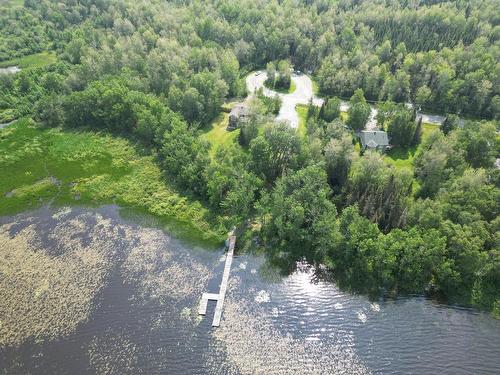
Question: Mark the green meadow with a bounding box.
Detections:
[200,112,240,158]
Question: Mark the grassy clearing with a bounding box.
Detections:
[296,104,308,139]
[384,123,440,170]
[0,119,224,245]
[200,112,240,158]
[384,147,415,170]
[0,52,57,69]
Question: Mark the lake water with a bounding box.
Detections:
[0,206,499,374]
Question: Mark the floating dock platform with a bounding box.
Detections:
[198,231,236,327]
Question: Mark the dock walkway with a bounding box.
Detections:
[198,231,236,327]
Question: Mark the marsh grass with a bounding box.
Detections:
[0,119,225,244]
[0,0,24,8]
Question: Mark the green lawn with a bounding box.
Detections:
[296,106,439,169]
[0,119,224,245]
[200,112,240,158]
[296,104,308,139]
[0,52,57,69]
[384,123,440,170]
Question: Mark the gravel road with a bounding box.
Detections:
[246,71,323,128]
[246,71,450,129]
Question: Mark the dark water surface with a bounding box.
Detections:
[0,206,499,374]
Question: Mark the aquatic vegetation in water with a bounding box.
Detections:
[0,207,217,354]
[357,311,368,324]
[0,215,117,347]
[121,227,214,302]
[88,330,139,375]
[51,206,72,220]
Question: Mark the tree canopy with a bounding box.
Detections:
[0,0,498,316]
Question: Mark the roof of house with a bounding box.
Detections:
[359,130,389,148]
[229,103,250,118]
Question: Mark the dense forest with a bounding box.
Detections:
[0,0,498,316]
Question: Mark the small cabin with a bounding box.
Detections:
[228,103,250,130]
[359,130,390,152]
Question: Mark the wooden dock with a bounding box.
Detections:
[198,293,219,315]
[198,230,236,327]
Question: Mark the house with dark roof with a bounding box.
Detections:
[227,103,250,130]
[358,130,390,152]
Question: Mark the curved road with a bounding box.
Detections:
[246,71,448,129]
[246,71,323,128]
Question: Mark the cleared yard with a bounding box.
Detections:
[200,112,240,158]
[384,123,440,170]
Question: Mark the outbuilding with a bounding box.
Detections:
[228,103,250,130]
